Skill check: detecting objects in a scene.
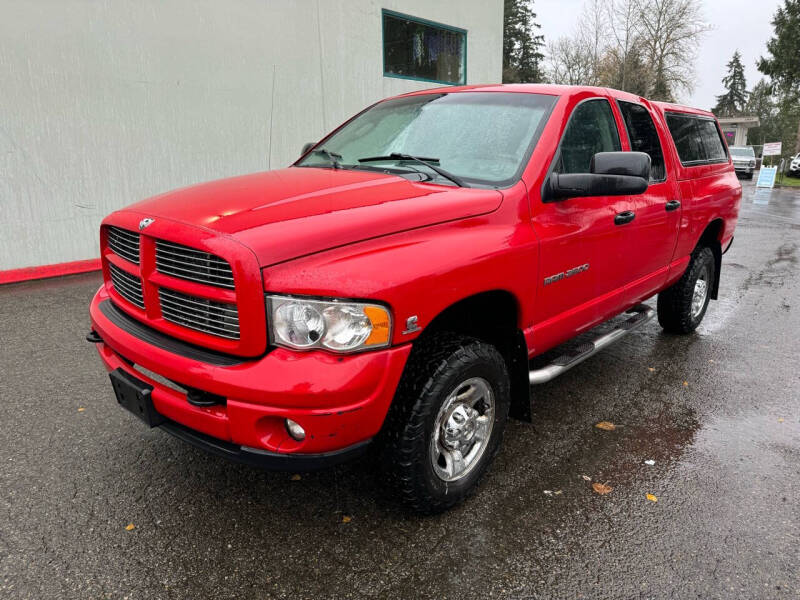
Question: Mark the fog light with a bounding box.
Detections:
[285,418,306,441]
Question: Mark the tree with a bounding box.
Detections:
[546,36,595,85]
[636,0,710,101]
[757,0,800,152]
[744,79,779,148]
[598,42,651,96]
[605,0,649,93]
[545,0,706,99]
[712,51,748,116]
[758,0,800,98]
[576,0,609,86]
[503,0,545,83]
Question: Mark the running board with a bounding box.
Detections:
[528,304,656,385]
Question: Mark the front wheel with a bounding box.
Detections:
[381,334,510,513]
[657,246,715,334]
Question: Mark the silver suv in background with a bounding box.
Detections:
[730,146,756,179]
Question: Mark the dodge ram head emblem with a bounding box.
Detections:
[138,218,154,231]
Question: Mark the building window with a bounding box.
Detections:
[382,10,466,85]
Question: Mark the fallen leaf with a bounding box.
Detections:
[592,482,613,495]
[543,490,553,496]
[581,475,592,481]
[77,407,86,412]
[341,515,352,523]
[646,493,658,503]
[778,418,785,423]
[595,421,616,431]
[644,459,655,466]
[553,490,563,495]
[125,523,135,531]
[683,381,689,387]
[648,367,655,372]
[290,474,301,481]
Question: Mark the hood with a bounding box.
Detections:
[124,167,503,266]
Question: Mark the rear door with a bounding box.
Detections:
[531,97,637,352]
[616,100,681,300]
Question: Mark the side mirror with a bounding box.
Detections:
[545,151,650,201]
[301,142,316,156]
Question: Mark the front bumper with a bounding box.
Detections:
[89,286,411,464]
[733,163,754,174]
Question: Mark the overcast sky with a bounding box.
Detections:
[534,0,782,110]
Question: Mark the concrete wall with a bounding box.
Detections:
[0,0,503,271]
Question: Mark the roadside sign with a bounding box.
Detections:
[763,142,782,156]
[756,166,777,188]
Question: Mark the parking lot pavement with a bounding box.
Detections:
[1,181,799,599]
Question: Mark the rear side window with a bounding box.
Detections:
[618,101,666,182]
[696,119,727,161]
[556,99,621,174]
[665,113,728,165]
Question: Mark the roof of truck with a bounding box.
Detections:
[397,83,714,118]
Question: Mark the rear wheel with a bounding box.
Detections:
[657,246,715,334]
[381,334,510,513]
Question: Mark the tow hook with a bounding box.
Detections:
[86,330,103,344]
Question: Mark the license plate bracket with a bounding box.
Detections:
[109,368,165,428]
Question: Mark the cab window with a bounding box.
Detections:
[665,112,728,165]
[555,99,621,174]
[618,101,667,182]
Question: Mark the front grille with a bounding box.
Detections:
[155,241,235,289]
[107,226,140,264]
[159,288,240,340]
[109,263,145,309]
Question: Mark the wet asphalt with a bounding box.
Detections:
[1,180,799,599]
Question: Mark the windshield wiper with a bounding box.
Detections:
[311,148,343,169]
[358,153,467,187]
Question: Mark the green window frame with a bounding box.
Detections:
[381,9,467,86]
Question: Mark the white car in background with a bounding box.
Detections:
[730,146,757,179]
[789,153,800,176]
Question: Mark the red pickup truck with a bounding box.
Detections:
[89,84,740,512]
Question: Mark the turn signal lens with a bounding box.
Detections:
[266,295,392,353]
[285,418,306,441]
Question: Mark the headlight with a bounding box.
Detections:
[749,160,756,167]
[266,295,392,353]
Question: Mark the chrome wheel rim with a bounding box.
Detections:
[691,269,709,319]
[430,377,495,482]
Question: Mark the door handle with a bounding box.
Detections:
[614,211,636,225]
[665,200,681,212]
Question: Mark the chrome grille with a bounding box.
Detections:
[106,226,140,264]
[109,263,145,309]
[159,288,240,340]
[155,241,234,289]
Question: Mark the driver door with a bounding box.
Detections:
[530,97,638,353]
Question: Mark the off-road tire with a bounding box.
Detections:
[657,245,715,334]
[381,333,510,514]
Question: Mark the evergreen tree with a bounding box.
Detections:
[744,79,778,147]
[503,0,545,83]
[757,0,800,98]
[757,0,800,153]
[712,51,748,116]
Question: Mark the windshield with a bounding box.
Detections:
[730,146,754,157]
[296,92,556,187]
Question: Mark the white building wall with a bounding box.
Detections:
[0,0,503,271]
